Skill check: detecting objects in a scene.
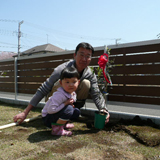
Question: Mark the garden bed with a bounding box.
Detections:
[0,101,160,160]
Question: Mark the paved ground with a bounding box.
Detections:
[0,92,160,125]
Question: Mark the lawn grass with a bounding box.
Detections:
[0,101,160,160]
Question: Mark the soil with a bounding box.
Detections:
[86,115,160,147]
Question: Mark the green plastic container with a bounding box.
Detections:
[94,111,107,129]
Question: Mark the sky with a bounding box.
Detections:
[0,0,160,53]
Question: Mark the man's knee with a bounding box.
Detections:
[80,79,90,90]
[76,79,90,100]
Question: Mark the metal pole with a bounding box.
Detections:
[16,20,23,99]
[14,57,18,100]
[18,20,23,57]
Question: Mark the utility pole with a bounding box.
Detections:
[17,20,23,57]
[15,20,23,100]
[115,38,121,45]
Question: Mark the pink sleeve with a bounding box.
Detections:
[47,92,67,114]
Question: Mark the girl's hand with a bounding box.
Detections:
[64,98,74,106]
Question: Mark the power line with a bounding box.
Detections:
[0,19,20,23]
[1,19,118,43]
[24,21,116,42]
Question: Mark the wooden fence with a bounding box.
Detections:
[0,39,160,105]
[109,39,160,105]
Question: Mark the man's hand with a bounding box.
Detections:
[105,112,110,124]
[13,112,27,124]
[13,104,33,124]
[100,109,110,124]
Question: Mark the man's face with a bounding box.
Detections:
[74,47,92,73]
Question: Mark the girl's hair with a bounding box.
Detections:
[60,67,80,80]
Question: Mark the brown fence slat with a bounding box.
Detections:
[18,89,37,94]
[108,94,160,105]
[108,95,124,102]
[125,86,160,96]
[110,76,124,84]
[93,50,104,56]
[125,52,160,64]
[109,86,160,96]
[110,66,124,74]
[89,57,99,66]
[0,61,14,65]
[18,77,48,83]
[110,52,160,65]
[110,56,124,65]
[18,70,53,76]
[111,64,160,74]
[109,86,124,94]
[0,83,14,88]
[0,77,14,82]
[18,60,66,70]
[125,64,160,74]
[0,65,14,70]
[18,83,40,90]
[125,76,160,85]
[0,88,14,92]
[111,76,160,85]
[0,71,14,77]
[125,96,160,105]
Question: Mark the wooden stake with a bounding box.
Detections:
[0,115,41,130]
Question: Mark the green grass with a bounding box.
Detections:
[0,101,160,160]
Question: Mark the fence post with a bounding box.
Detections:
[14,57,18,100]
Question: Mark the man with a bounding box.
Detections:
[13,42,110,124]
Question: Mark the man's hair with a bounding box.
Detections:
[75,42,94,55]
[60,67,80,80]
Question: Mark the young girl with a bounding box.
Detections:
[42,67,80,136]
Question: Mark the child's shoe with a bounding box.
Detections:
[51,124,72,136]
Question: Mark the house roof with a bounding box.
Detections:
[21,43,64,55]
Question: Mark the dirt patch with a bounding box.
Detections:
[51,141,87,154]
[106,116,160,147]
[85,115,160,147]
[125,125,160,147]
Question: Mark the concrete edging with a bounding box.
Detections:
[0,97,160,126]
[80,108,160,126]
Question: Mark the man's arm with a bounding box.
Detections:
[13,60,73,123]
[87,69,110,123]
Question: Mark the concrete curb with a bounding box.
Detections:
[0,97,45,108]
[80,108,160,126]
[0,97,160,126]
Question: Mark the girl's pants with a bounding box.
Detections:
[42,105,80,128]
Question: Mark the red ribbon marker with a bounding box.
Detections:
[98,53,111,84]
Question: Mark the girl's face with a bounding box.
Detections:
[60,77,80,94]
